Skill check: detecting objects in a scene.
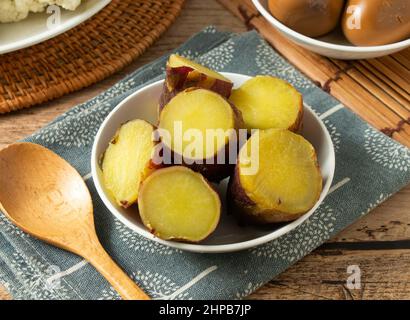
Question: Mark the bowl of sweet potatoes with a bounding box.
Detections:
[91,55,335,253]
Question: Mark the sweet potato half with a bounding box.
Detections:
[159,54,233,109]
[158,88,243,181]
[138,166,221,242]
[228,129,322,224]
[229,76,303,132]
[101,119,158,208]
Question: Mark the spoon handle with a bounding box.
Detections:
[84,241,150,300]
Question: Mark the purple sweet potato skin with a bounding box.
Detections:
[227,167,255,213]
[159,65,233,112]
[184,145,236,182]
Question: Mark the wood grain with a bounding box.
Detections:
[248,188,410,299]
[251,249,410,300]
[0,0,409,300]
[330,188,410,243]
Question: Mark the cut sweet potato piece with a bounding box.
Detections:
[101,119,158,208]
[229,76,303,132]
[138,166,221,242]
[159,54,233,109]
[158,88,243,182]
[228,129,322,224]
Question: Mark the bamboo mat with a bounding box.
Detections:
[218,0,410,148]
[0,0,185,114]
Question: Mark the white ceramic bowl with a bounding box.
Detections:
[92,73,335,253]
[253,0,410,60]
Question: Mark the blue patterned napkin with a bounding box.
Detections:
[1,27,409,300]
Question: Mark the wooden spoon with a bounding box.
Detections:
[0,142,149,300]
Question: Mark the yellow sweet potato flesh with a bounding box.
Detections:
[159,55,234,110]
[233,129,322,223]
[102,120,156,208]
[168,54,231,84]
[159,88,236,160]
[230,76,303,132]
[138,166,221,242]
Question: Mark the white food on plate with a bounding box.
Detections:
[0,0,82,23]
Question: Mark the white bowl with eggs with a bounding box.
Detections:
[91,72,336,253]
[252,0,410,60]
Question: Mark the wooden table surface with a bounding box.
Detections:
[1,0,410,300]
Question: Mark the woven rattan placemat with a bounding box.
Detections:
[0,0,185,114]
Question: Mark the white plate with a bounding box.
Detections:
[91,73,336,253]
[252,0,410,60]
[0,0,111,55]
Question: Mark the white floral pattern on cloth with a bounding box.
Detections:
[255,39,314,90]
[364,128,410,172]
[31,102,113,148]
[175,49,200,61]
[360,193,392,216]
[98,287,121,300]
[98,271,191,300]
[30,76,140,148]
[132,270,191,300]
[0,213,28,238]
[251,204,336,263]
[304,103,322,117]
[203,26,217,34]
[99,78,138,101]
[235,282,263,300]
[8,251,74,300]
[115,220,180,255]
[64,78,138,119]
[324,119,341,152]
[197,39,235,70]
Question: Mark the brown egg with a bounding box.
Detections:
[268,0,346,37]
[342,0,410,46]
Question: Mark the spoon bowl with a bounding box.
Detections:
[0,142,149,300]
[0,142,93,249]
